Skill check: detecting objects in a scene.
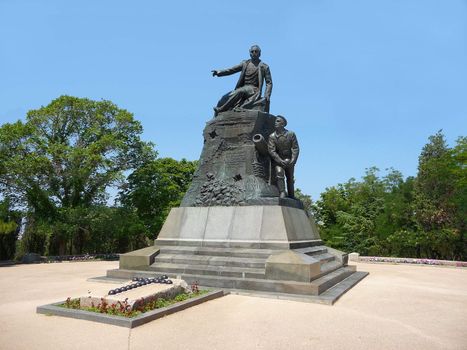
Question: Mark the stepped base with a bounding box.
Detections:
[224,271,369,305]
[108,243,367,303]
[106,267,368,304]
[106,266,356,295]
[110,205,368,303]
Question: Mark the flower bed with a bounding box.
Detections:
[359,256,467,267]
[60,290,209,318]
[37,289,225,328]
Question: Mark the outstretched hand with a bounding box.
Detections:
[211,70,218,77]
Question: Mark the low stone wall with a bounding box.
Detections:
[349,253,466,268]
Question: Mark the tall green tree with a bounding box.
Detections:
[414,131,455,230]
[0,95,155,255]
[0,199,21,260]
[411,132,466,259]
[119,158,197,238]
[316,167,388,254]
[314,131,466,260]
[294,188,313,216]
[452,136,467,232]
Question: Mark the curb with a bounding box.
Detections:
[0,260,15,267]
[355,256,467,268]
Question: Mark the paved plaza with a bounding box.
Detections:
[0,260,465,350]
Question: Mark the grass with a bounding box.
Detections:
[59,290,209,318]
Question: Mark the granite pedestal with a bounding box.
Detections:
[108,204,367,303]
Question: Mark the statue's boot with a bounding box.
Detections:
[277,177,287,198]
[287,180,295,199]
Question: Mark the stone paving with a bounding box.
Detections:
[0,260,465,350]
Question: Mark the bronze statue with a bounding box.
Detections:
[212,45,273,116]
[268,116,299,199]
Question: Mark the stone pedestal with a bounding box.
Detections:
[157,205,320,249]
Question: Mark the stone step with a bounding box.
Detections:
[311,266,356,294]
[312,253,336,264]
[158,245,277,259]
[107,266,357,296]
[154,254,266,269]
[148,262,266,279]
[223,270,369,305]
[293,246,328,256]
[320,260,344,274]
[154,238,325,249]
[318,271,369,304]
[180,266,356,295]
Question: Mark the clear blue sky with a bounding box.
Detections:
[1,0,466,200]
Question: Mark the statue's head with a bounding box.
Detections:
[275,115,287,128]
[250,45,261,60]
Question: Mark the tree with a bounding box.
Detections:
[315,168,417,256]
[411,131,466,259]
[0,199,21,260]
[314,131,465,260]
[294,188,313,216]
[451,137,466,233]
[414,131,455,230]
[119,158,197,238]
[0,95,155,255]
[79,205,149,254]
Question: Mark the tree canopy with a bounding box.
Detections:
[0,96,156,255]
[313,131,466,260]
[119,158,198,236]
[0,199,21,260]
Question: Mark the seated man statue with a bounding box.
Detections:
[211,45,273,116]
[268,115,299,199]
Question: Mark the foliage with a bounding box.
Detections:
[0,96,155,255]
[0,199,21,260]
[314,132,466,260]
[190,280,200,294]
[294,188,313,216]
[411,132,466,259]
[63,297,81,309]
[119,158,197,238]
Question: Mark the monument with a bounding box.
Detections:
[212,44,272,116]
[107,45,367,303]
